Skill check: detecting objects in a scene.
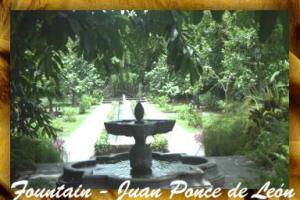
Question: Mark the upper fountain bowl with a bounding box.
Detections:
[105,101,175,137]
[104,119,175,137]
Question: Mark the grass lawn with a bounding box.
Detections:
[171,116,198,133]
[153,103,198,133]
[52,106,97,137]
[202,112,222,128]
[152,102,222,133]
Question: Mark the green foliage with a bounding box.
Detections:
[90,97,99,105]
[145,55,192,100]
[94,131,111,155]
[199,92,219,111]
[203,116,249,156]
[106,72,140,97]
[151,95,174,112]
[246,145,289,188]
[11,135,62,179]
[157,96,172,111]
[178,106,190,120]
[269,146,289,187]
[79,95,92,114]
[246,84,288,167]
[247,121,288,165]
[27,178,55,189]
[11,11,288,138]
[151,135,169,152]
[61,39,105,105]
[63,107,77,122]
[177,105,202,128]
[187,110,203,128]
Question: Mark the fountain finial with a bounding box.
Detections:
[134,101,144,122]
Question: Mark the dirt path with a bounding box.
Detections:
[63,103,112,162]
[143,102,205,156]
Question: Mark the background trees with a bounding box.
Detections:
[11,10,288,138]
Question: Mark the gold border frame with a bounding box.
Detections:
[1,0,299,199]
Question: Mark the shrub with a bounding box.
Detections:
[247,145,289,188]
[217,100,226,112]
[94,131,111,155]
[152,95,174,112]
[247,120,288,167]
[178,105,203,128]
[52,119,64,131]
[199,92,219,111]
[203,116,248,156]
[28,178,55,189]
[151,135,169,152]
[11,135,62,180]
[187,110,203,128]
[178,106,189,120]
[63,107,77,122]
[89,97,98,105]
[79,95,92,114]
[157,96,168,106]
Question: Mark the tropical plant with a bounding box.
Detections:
[94,131,112,155]
[79,95,92,114]
[151,135,169,152]
[63,107,77,122]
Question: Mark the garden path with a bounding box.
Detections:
[63,103,112,162]
[109,95,135,145]
[143,102,205,156]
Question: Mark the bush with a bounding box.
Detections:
[199,92,219,111]
[178,105,203,128]
[203,116,248,156]
[187,110,203,128]
[94,131,111,155]
[89,95,103,105]
[178,106,189,120]
[156,95,168,106]
[246,145,289,188]
[247,120,288,166]
[151,135,169,152]
[63,107,77,122]
[244,87,289,187]
[79,95,92,114]
[89,97,98,105]
[11,135,62,180]
[52,119,64,131]
[218,101,248,114]
[152,95,174,112]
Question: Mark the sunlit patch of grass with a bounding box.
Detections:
[53,106,97,137]
[202,112,222,128]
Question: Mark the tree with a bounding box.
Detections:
[11,10,288,137]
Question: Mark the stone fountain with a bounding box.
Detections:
[58,101,224,188]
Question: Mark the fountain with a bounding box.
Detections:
[58,100,224,188]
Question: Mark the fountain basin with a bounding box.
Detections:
[104,119,176,137]
[58,152,224,188]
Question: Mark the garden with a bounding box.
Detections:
[11,10,288,188]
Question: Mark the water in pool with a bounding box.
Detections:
[92,160,199,178]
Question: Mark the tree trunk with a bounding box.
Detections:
[48,98,53,113]
[72,91,77,106]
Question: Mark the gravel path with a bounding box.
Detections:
[63,103,111,162]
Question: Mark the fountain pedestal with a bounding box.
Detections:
[129,138,152,175]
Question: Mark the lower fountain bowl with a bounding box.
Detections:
[58,152,224,189]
